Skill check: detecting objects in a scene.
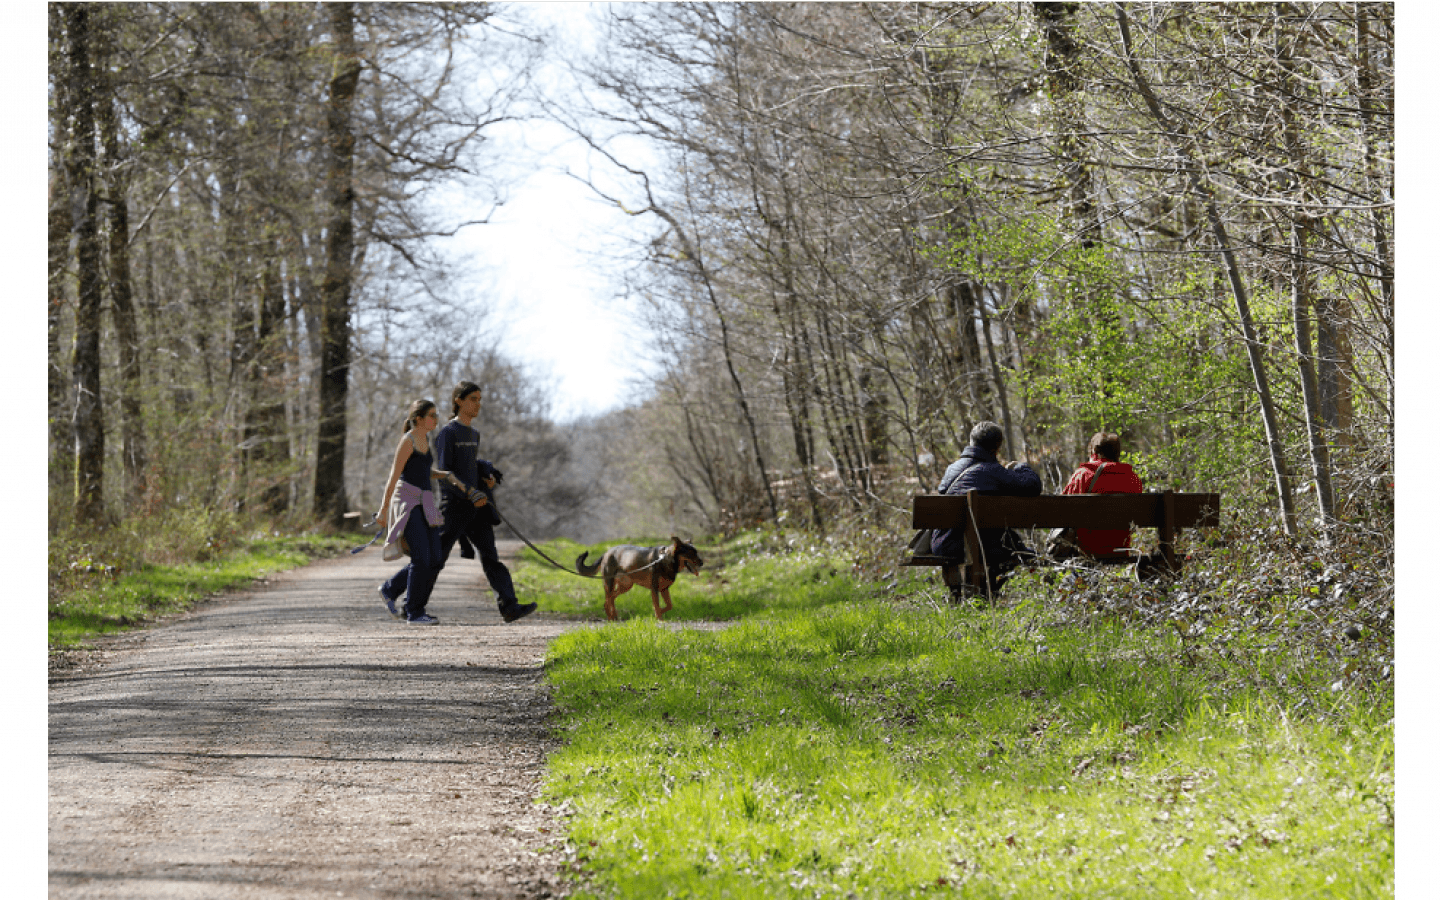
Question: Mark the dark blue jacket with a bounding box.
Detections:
[931,445,1041,562]
[936,445,1042,498]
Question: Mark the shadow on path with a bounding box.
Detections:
[50,540,585,900]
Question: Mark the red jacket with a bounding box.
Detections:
[1061,456,1145,558]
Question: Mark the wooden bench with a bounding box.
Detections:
[904,491,1221,591]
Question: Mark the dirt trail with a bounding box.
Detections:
[49,541,583,899]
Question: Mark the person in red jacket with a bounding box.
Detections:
[1058,432,1145,559]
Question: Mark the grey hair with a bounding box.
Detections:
[969,421,1005,453]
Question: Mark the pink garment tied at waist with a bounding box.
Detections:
[385,480,442,549]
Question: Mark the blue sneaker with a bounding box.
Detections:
[406,614,439,625]
[378,585,400,619]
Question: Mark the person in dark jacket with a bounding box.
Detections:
[1058,431,1145,559]
[930,421,1042,593]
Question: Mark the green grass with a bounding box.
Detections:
[49,532,353,649]
[532,536,1393,898]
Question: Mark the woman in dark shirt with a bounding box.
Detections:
[376,399,446,624]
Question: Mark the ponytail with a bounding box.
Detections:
[403,399,436,433]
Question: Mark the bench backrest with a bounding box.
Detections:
[912,492,1221,530]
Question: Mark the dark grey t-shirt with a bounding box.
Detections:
[432,419,490,500]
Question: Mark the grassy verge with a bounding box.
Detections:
[49,526,353,650]
[531,535,1393,898]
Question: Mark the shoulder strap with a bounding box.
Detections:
[1086,462,1108,492]
[939,456,979,494]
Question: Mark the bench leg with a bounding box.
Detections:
[968,563,987,592]
[1158,490,1179,572]
[1135,548,1182,582]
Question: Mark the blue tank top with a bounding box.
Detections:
[400,435,433,489]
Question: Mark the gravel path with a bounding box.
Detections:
[49,541,584,899]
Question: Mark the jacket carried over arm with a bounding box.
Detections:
[1060,456,1145,558]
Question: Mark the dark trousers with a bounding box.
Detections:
[932,527,1032,593]
[440,499,517,605]
[387,499,516,606]
[383,508,443,617]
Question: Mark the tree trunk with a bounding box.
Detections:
[47,3,73,515]
[62,4,105,524]
[975,284,1016,455]
[1036,1,1123,422]
[646,173,781,523]
[774,213,824,531]
[313,2,360,526]
[702,267,779,521]
[948,279,989,425]
[99,83,147,509]
[812,299,864,503]
[1277,15,1336,528]
[1117,5,1297,535]
[1035,1,1101,246]
[1291,219,1337,527]
[251,248,293,514]
[231,265,258,507]
[860,365,886,469]
[220,158,257,511]
[1352,0,1391,438]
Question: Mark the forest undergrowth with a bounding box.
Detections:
[47,504,353,651]
[533,517,1393,898]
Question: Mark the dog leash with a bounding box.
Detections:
[495,495,685,578]
[488,495,670,579]
[350,514,384,555]
[491,498,677,579]
[352,493,667,580]
[491,500,603,578]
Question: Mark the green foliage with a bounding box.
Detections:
[1003,509,1394,699]
[930,208,1263,492]
[48,510,351,649]
[537,528,1392,898]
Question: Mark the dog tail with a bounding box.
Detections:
[575,551,602,578]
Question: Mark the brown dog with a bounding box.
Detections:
[575,537,704,620]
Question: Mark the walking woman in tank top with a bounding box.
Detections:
[376,399,446,624]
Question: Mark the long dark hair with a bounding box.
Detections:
[451,381,482,417]
[403,399,436,433]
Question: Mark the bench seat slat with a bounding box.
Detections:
[900,554,957,567]
[911,493,1220,530]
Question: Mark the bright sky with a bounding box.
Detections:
[444,1,663,423]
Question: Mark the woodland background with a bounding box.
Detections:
[48,2,1393,557]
